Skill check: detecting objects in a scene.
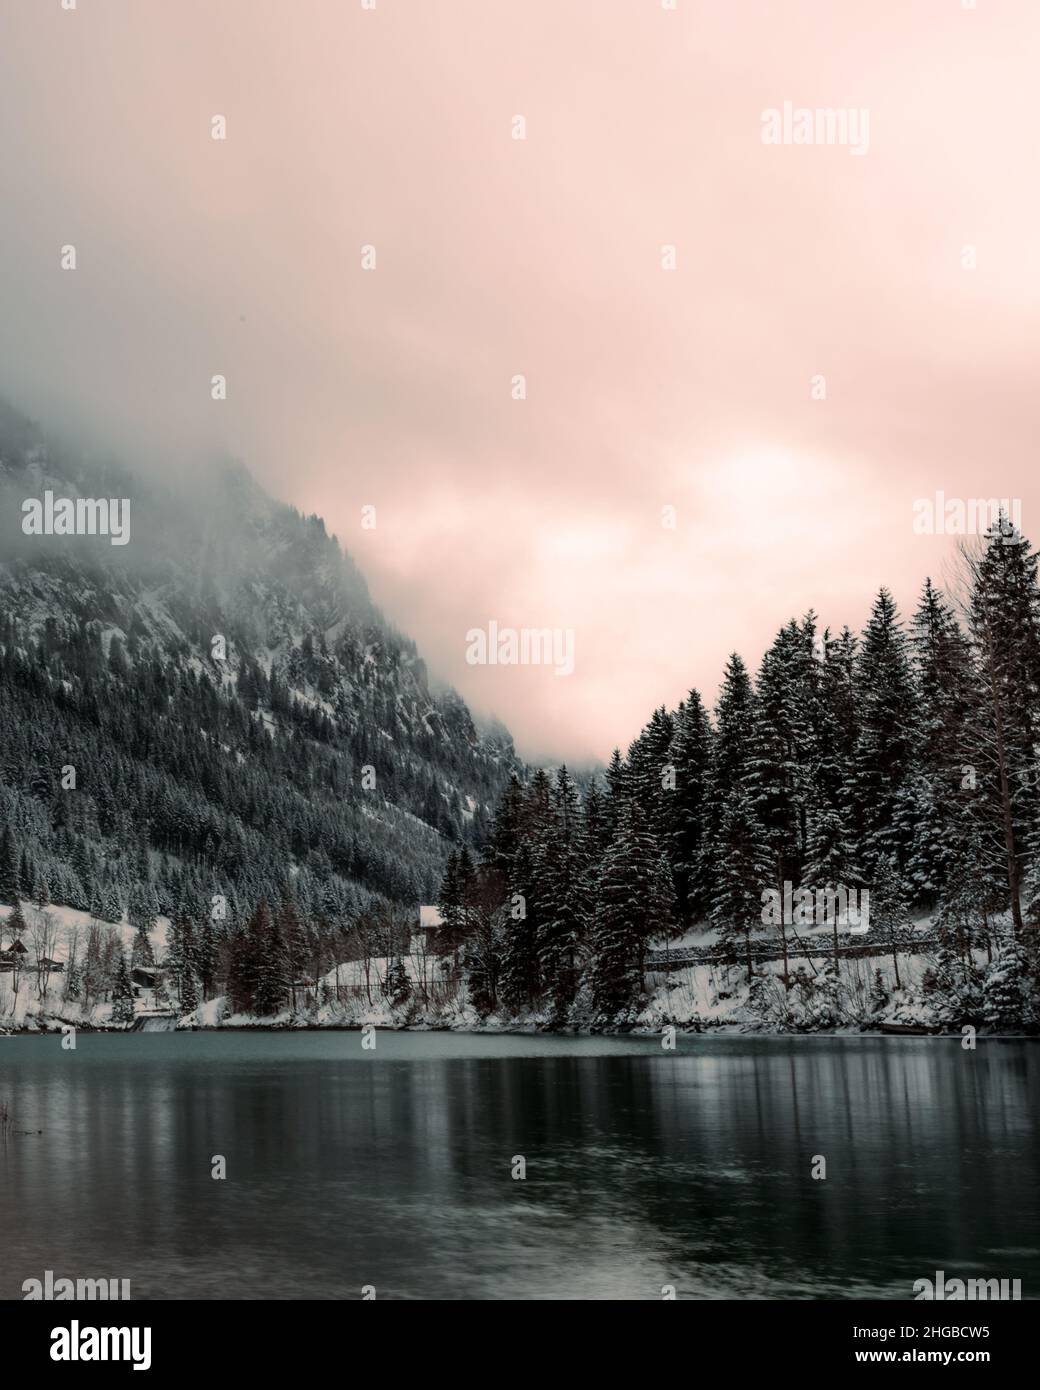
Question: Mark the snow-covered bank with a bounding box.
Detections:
[5,942,1032,1037]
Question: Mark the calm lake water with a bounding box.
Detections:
[1,1032,1038,1300]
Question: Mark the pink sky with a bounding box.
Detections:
[1,0,1038,763]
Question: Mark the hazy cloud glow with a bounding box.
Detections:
[1,0,1037,762]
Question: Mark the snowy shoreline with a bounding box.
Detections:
[5,906,1036,1039]
[3,1016,1035,1040]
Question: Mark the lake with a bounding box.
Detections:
[1,1032,1038,1300]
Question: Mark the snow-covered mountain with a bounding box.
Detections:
[0,396,520,929]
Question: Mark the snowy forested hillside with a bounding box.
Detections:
[0,398,519,1023]
[436,519,1040,1033]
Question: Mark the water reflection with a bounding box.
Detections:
[2,1035,1037,1299]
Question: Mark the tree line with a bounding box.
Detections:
[436,521,1040,1028]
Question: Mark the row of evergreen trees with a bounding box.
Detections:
[438,521,1040,1024]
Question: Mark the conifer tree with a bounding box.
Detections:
[847,589,919,879]
[666,690,713,926]
[82,920,105,1004]
[498,841,540,1012]
[748,622,815,975]
[385,956,411,1009]
[602,749,629,842]
[981,939,1035,1030]
[179,967,199,1014]
[963,520,1040,936]
[591,800,673,1016]
[253,903,288,1016]
[0,825,20,906]
[277,889,307,1010]
[906,579,976,903]
[486,774,525,876]
[131,922,155,970]
[5,898,27,944]
[111,949,136,1026]
[699,652,756,883]
[582,777,609,861]
[710,786,771,982]
[626,706,676,860]
[536,766,591,1014]
[438,849,462,933]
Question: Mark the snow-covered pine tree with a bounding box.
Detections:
[128,881,158,963]
[175,918,201,1008]
[253,904,288,1016]
[111,949,136,1026]
[536,766,591,1016]
[930,936,982,1026]
[0,824,20,906]
[225,918,257,1015]
[800,618,862,908]
[179,968,198,1014]
[130,921,154,970]
[666,689,713,927]
[963,519,1040,937]
[497,773,556,1008]
[709,786,771,982]
[847,589,919,881]
[906,579,976,905]
[698,652,756,900]
[747,621,818,975]
[748,623,805,876]
[485,773,526,877]
[384,956,411,1008]
[82,919,105,1004]
[100,877,123,925]
[5,898,27,942]
[194,914,219,998]
[276,889,307,1011]
[590,800,672,1018]
[438,848,462,931]
[626,706,676,863]
[981,938,1035,1030]
[497,836,542,1013]
[824,625,859,761]
[602,748,629,844]
[18,848,34,901]
[582,776,609,861]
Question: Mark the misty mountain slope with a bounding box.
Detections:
[0,400,519,930]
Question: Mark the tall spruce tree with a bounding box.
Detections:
[666,690,713,926]
[591,800,673,1017]
[626,706,676,862]
[0,825,20,906]
[847,589,919,881]
[498,839,540,1011]
[963,520,1040,936]
[748,623,810,907]
[253,902,288,1016]
[537,766,591,1015]
[699,653,756,891]
[111,949,136,1026]
[709,786,771,981]
[907,579,976,904]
